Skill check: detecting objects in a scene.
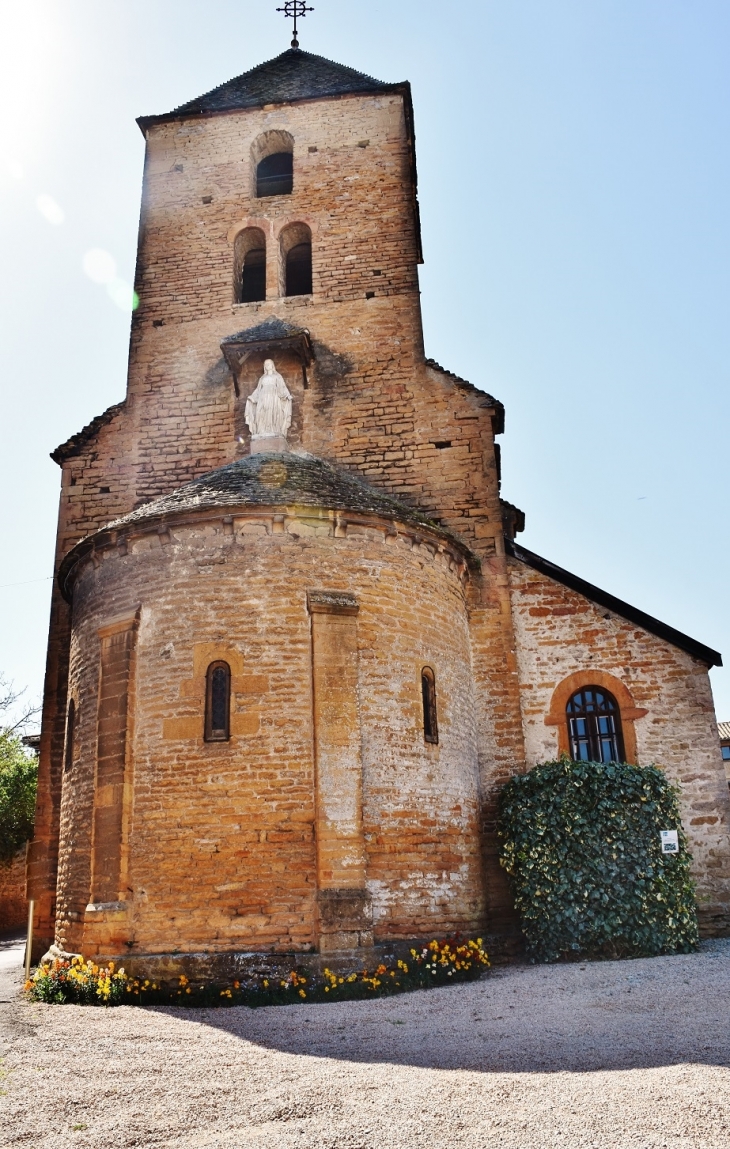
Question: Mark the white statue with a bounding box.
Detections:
[244,359,292,441]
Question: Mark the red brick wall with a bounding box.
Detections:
[0,848,27,933]
[508,557,730,934]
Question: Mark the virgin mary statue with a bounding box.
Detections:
[244,359,293,440]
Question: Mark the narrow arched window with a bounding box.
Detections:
[286,243,312,296]
[281,223,312,297]
[257,152,293,197]
[421,667,438,745]
[240,246,266,302]
[64,698,75,772]
[566,687,624,763]
[233,227,266,303]
[205,662,231,742]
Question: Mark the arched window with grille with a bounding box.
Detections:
[421,667,438,745]
[205,661,231,742]
[566,686,624,763]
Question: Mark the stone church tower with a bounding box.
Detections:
[29,48,730,965]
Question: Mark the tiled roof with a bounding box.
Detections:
[106,453,442,529]
[221,319,307,346]
[507,538,723,668]
[137,49,396,128]
[719,721,730,741]
[59,453,473,599]
[51,402,125,465]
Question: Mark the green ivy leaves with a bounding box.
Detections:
[498,757,699,962]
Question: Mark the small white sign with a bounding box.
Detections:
[660,830,679,854]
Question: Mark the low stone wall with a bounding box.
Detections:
[0,848,27,933]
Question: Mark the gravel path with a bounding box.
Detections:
[2,940,729,1148]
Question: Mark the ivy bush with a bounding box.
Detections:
[498,757,699,962]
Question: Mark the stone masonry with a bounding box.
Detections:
[29,48,730,964]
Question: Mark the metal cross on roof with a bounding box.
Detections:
[276,1,314,49]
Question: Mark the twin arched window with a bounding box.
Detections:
[566,686,624,763]
[205,662,231,742]
[234,223,312,303]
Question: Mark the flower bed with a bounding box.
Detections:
[25,937,490,1007]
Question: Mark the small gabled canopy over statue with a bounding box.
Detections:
[244,359,292,452]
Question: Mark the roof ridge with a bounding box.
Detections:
[506,537,722,668]
[425,359,505,432]
[138,49,398,128]
[171,49,391,115]
[51,401,125,465]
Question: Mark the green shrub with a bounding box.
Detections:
[498,757,699,962]
[0,731,37,861]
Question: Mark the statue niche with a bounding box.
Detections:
[244,358,292,454]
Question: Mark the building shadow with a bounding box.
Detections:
[145,941,730,1075]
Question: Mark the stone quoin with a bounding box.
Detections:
[27,46,730,969]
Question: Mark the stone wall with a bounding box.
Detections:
[0,848,27,933]
[508,556,730,934]
[54,501,483,959]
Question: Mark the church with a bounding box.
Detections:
[28,41,730,969]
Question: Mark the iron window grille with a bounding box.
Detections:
[205,661,231,742]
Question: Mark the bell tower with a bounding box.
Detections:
[127,48,425,501]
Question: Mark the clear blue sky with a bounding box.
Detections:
[1,0,729,724]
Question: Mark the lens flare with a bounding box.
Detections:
[106,277,139,312]
[83,248,117,284]
[36,194,64,225]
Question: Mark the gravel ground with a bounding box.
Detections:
[1,937,729,1148]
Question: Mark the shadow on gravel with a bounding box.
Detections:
[145,943,730,1075]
